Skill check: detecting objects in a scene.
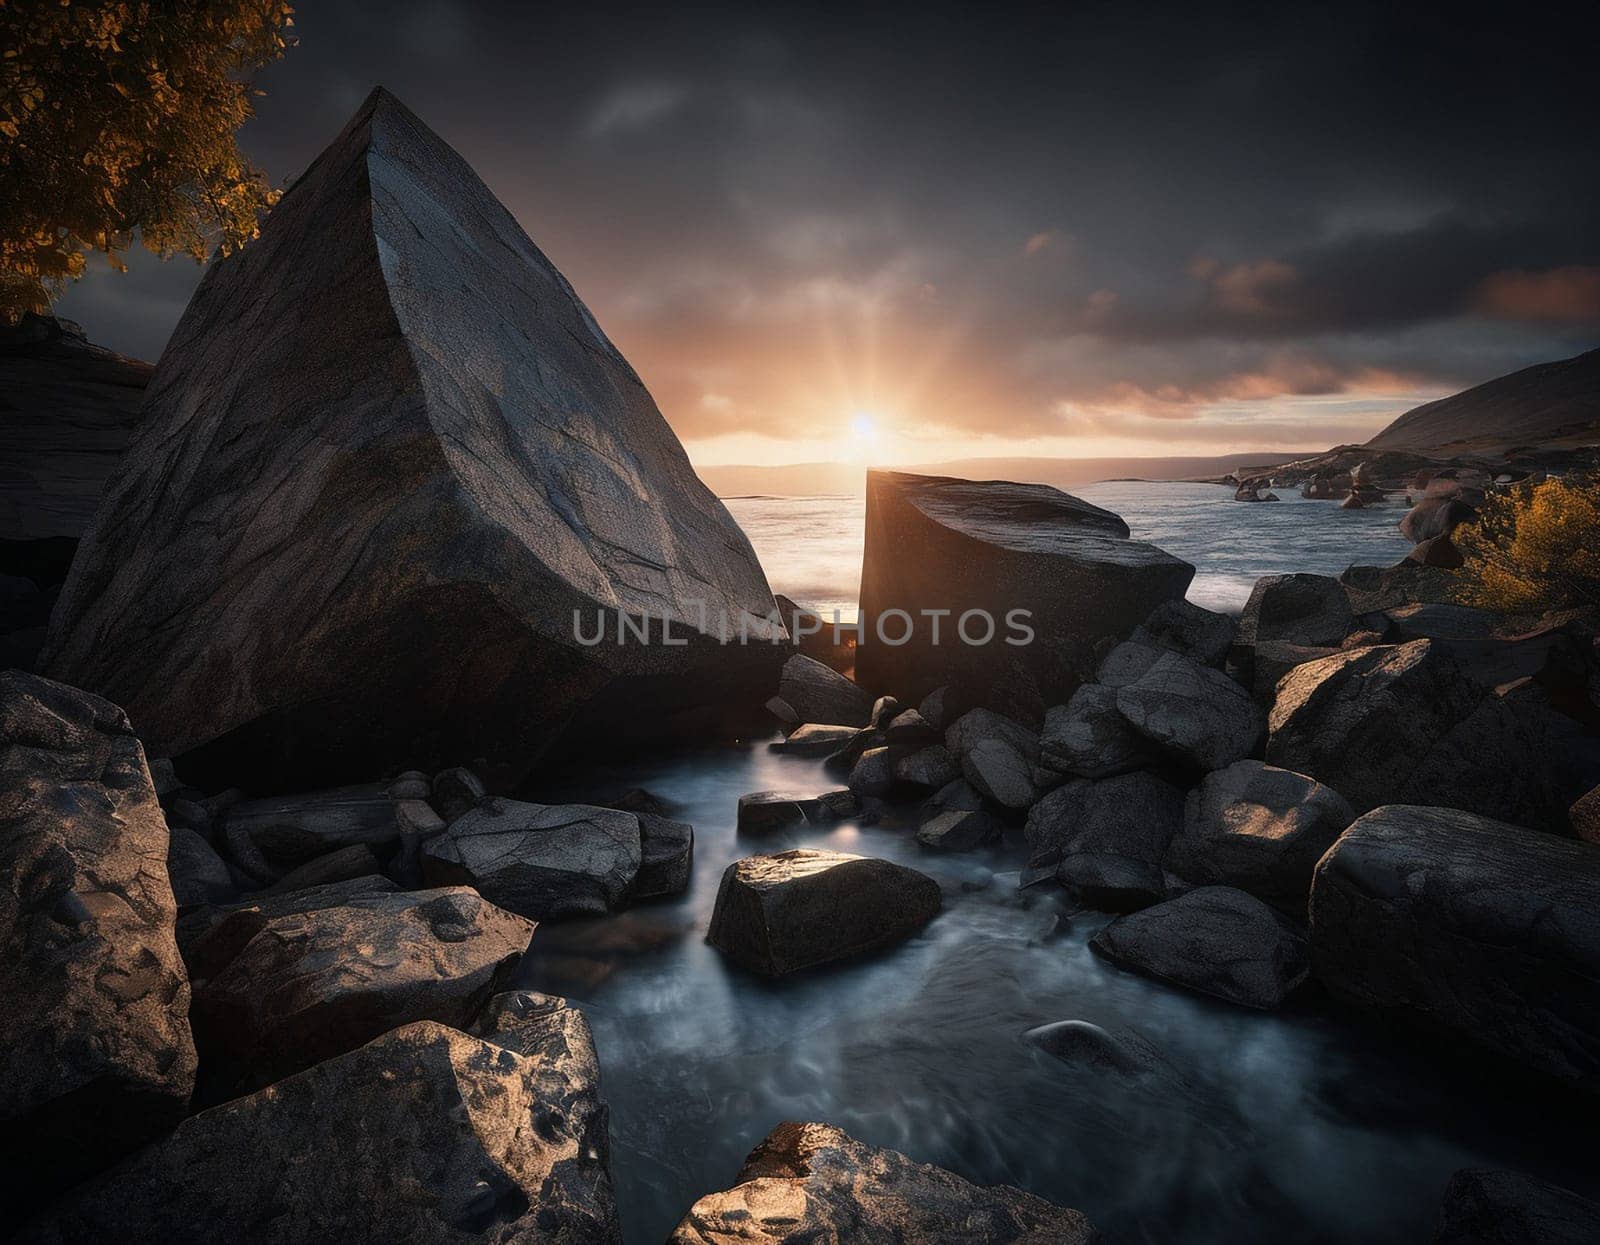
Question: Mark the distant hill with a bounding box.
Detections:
[1366,347,1600,455]
[699,451,1294,498]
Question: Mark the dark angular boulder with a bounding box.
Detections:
[38,89,778,786]
[0,672,197,1210]
[1434,1168,1599,1245]
[894,743,960,791]
[1130,598,1235,669]
[1310,805,1600,1090]
[846,745,896,797]
[421,799,641,919]
[773,593,855,675]
[669,1121,1095,1244]
[1167,761,1355,913]
[1236,573,1354,655]
[1401,494,1478,544]
[769,723,860,757]
[1037,684,1159,780]
[706,850,940,977]
[916,808,1001,852]
[945,708,1042,809]
[1267,640,1564,827]
[632,814,694,900]
[167,825,236,910]
[1089,886,1310,1009]
[177,875,402,977]
[21,1013,621,1244]
[261,842,386,896]
[736,789,852,835]
[855,470,1194,705]
[1025,772,1185,911]
[189,886,533,1091]
[1114,650,1264,772]
[1573,783,1600,846]
[219,784,400,875]
[777,654,873,728]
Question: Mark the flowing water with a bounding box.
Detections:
[519,483,1592,1243]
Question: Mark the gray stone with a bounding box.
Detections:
[1025,772,1184,911]
[769,723,860,757]
[778,654,873,728]
[870,695,903,728]
[945,708,1041,809]
[1168,761,1355,913]
[1267,640,1565,826]
[23,1014,621,1244]
[1115,650,1264,772]
[1131,598,1235,668]
[1038,684,1157,779]
[765,695,802,732]
[707,850,941,977]
[916,809,1000,852]
[1237,573,1353,652]
[918,684,953,730]
[1096,640,1166,688]
[855,470,1194,705]
[0,672,197,1205]
[927,777,986,813]
[885,707,939,749]
[1249,640,1345,699]
[670,1121,1094,1244]
[190,887,533,1091]
[736,789,841,835]
[633,813,694,899]
[178,876,402,978]
[221,785,400,868]
[1090,886,1310,1009]
[39,88,778,785]
[262,843,384,896]
[847,746,896,797]
[422,799,641,919]
[1023,1019,1170,1079]
[1434,1168,1600,1245]
[431,767,487,822]
[386,771,430,800]
[895,744,960,791]
[167,825,236,910]
[1310,805,1600,1089]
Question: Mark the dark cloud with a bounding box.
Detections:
[53,0,1600,455]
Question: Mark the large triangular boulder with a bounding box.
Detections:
[40,88,779,785]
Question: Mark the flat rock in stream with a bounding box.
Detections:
[421,799,641,919]
[0,671,197,1208]
[669,1121,1095,1244]
[633,813,694,899]
[190,886,533,1090]
[21,1012,621,1244]
[769,724,860,757]
[707,850,940,977]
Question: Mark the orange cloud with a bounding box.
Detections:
[1209,259,1298,314]
[1475,266,1600,322]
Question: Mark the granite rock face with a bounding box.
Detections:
[707,850,940,977]
[422,799,642,919]
[1267,640,1563,826]
[1310,805,1600,1089]
[0,671,197,1208]
[39,88,778,785]
[945,708,1042,809]
[1090,886,1310,1009]
[855,470,1193,705]
[1025,772,1184,911]
[1167,761,1355,913]
[22,1012,621,1244]
[669,1121,1096,1244]
[1114,651,1264,772]
[189,886,534,1090]
[1037,685,1158,781]
[777,654,872,727]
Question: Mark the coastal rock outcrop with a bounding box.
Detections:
[1166,761,1355,912]
[669,1121,1096,1244]
[1026,772,1184,910]
[1113,650,1264,772]
[1235,573,1353,659]
[1037,685,1159,780]
[1089,886,1310,1009]
[945,707,1043,808]
[855,470,1194,706]
[422,799,642,919]
[189,886,533,1091]
[1310,805,1600,1089]
[777,654,873,727]
[0,672,197,1209]
[22,1010,621,1243]
[706,850,940,977]
[38,88,779,786]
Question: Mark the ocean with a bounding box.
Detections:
[724,480,1415,621]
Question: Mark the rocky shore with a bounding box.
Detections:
[3,87,1599,1242]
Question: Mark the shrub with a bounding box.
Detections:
[1456,476,1600,614]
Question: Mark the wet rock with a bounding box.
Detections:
[39,89,778,787]
[1023,1019,1169,1079]
[1026,772,1184,911]
[1339,493,1366,510]
[431,766,487,822]
[821,724,879,775]
[633,814,694,900]
[1114,650,1264,772]
[737,790,845,835]
[190,887,532,1090]
[1168,761,1355,913]
[895,743,960,790]
[221,785,400,868]
[769,723,860,757]
[1090,886,1310,1009]
[1310,805,1600,1089]
[167,825,237,910]
[847,746,896,798]
[0,672,197,1209]
[778,654,873,728]
[1131,598,1235,669]
[855,469,1194,706]
[1037,684,1158,780]
[927,777,986,813]
[262,843,384,896]
[1434,1168,1599,1245]
[946,708,1041,809]
[669,1120,1095,1244]
[423,799,641,919]
[22,1015,620,1244]
[1267,640,1564,826]
[706,850,940,977]
[917,809,1001,852]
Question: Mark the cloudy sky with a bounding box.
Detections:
[57,1,1600,466]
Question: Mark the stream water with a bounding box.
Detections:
[517,483,1591,1243]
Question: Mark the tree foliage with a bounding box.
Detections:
[0,0,294,320]
[1456,476,1600,614]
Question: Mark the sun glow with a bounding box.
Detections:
[848,410,885,461]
